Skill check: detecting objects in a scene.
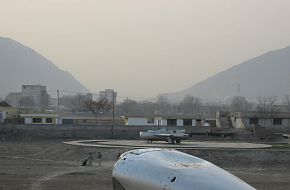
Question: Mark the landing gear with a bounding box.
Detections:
[147,140,153,143]
[166,136,181,144]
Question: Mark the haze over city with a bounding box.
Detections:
[2,1,290,190]
[1,0,290,99]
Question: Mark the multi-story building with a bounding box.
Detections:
[21,85,49,109]
[5,92,22,107]
[99,89,117,104]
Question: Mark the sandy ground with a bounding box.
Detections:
[0,140,290,190]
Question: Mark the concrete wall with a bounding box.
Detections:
[0,124,210,139]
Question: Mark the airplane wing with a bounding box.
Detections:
[113,149,256,190]
[154,133,172,137]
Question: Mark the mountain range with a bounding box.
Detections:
[165,46,290,102]
[0,37,88,96]
[1,37,290,103]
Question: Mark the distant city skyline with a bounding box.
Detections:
[1,0,290,99]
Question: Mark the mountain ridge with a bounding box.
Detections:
[165,45,290,102]
[0,37,89,96]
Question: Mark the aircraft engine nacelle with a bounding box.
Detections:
[112,148,256,190]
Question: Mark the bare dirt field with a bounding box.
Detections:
[0,140,290,190]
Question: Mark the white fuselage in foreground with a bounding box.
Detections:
[112,149,256,190]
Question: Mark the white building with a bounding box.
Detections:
[121,115,209,127]
[231,111,290,130]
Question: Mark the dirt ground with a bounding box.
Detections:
[0,140,290,190]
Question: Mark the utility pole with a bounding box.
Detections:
[112,91,115,125]
[57,90,60,114]
[57,90,60,125]
[111,91,115,136]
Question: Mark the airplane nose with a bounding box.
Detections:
[112,149,256,190]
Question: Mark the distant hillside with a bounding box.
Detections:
[0,37,88,96]
[165,46,290,102]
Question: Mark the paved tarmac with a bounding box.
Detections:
[1,140,289,190]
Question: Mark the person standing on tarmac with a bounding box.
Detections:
[97,152,102,167]
[88,152,93,167]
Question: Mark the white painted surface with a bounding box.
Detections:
[127,117,157,126]
[113,149,256,190]
[24,117,32,124]
[160,119,167,126]
[192,119,196,126]
[57,117,62,125]
[126,116,201,127]
[0,112,6,123]
[203,123,210,127]
[177,119,183,127]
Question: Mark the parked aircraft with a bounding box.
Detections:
[112,149,256,190]
[140,129,189,144]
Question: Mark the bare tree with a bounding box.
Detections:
[60,93,92,112]
[268,96,279,113]
[230,96,252,112]
[283,95,290,111]
[179,95,202,114]
[256,96,278,113]
[84,98,112,124]
[156,95,170,114]
[118,98,137,115]
[72,93,89,112]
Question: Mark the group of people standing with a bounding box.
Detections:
[81,151,122,167]
[82,152,103,167]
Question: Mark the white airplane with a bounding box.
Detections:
[112,149,256,190]
[140,129,189,144]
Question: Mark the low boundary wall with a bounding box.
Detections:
[0,124,210,139]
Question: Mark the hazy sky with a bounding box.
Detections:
[1,0,290,100]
